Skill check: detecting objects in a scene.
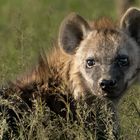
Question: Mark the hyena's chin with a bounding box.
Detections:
[104,85,127,100]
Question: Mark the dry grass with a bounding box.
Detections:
[0,90,117,140]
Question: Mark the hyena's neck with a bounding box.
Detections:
[62,57,90,99]
[47,47,88,99]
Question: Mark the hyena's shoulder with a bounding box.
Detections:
[13,46,70,89]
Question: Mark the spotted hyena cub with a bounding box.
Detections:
[4,7,139,110]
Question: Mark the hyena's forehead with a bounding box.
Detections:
[78,29,137,62]
[78,30,120,60]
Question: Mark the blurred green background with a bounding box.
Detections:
[0,0,140,139]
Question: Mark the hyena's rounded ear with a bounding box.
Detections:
[58,13,91,54]
[120,7,140,45]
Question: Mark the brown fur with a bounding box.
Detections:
[89,17,116,30]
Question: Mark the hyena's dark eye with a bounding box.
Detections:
[86,58,95,69]
[117,55,129,67]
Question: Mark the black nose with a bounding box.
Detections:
[100,79,117,91]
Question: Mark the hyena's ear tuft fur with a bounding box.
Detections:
[120,7,140,45]
[58,13,91,55]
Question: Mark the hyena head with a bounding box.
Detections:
[58,7,140,100]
